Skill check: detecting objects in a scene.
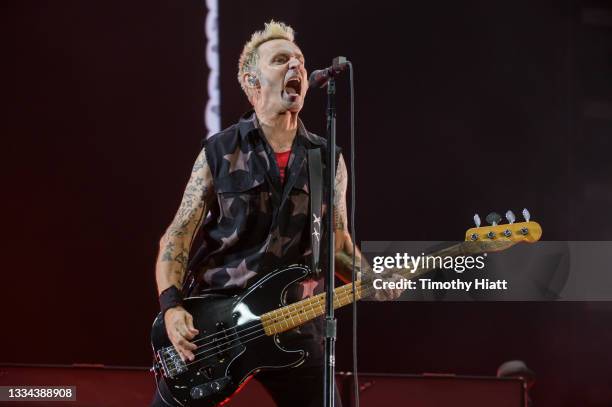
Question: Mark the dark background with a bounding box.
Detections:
[2,1,612,405]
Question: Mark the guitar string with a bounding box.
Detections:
[187,319,259,346]
[170,286,364,373]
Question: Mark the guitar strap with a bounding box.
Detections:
[308,148,323,277]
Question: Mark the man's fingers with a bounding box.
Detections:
[170,332,192,361]
[183,329,196,340]
[177,325,192,340]
[176,347,195,363]
[167,311,199,361]
[177,336,197,351]
[177,349,186,362]
[174,339,196,362]
[177,323,197,340]
[178,340,196,361]
[185,314,199,336]
[173,330,195,347]
[182,349,195,362]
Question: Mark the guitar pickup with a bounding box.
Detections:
[214,322,234,360]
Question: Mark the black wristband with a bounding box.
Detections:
[159,286,183,316]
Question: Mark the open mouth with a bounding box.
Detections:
[283,77,302,97]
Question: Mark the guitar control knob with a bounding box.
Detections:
[191,387,205,399]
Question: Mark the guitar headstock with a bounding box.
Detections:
[464,209,542,253]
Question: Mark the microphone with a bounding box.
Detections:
[308,56,349,88]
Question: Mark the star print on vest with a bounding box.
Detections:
[203,259,257,289]
[219,229,239,251]
[267,227,294,258]
[223,146,252,173]
[219,197,235,219]
[290,194,308,216]
[225,259,257,287]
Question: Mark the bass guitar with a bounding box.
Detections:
[151,213,542,406]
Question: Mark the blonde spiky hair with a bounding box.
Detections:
[237,20,296,92]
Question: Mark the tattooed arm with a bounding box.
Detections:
[332,154,366,281]
[155,147,214,361]
[333,155,370,281]
[156,147,214,293]
[333,154,401,301]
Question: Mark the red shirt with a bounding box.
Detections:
[275,151,291,183]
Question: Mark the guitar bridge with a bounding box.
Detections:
[156,346,188,379]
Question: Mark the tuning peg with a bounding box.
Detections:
[473,214,481,228]
[503,211,514,237]
[486,212,502,226]
[522,208,531,222]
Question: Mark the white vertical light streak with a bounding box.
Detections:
[205,0,220,138]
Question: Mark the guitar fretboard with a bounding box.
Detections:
[261,281,363,335]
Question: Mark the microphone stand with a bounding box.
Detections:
[323,75,337,407]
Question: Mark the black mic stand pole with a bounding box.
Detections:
[323,75,337,407]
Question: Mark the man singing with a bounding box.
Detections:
[152,20,383,407]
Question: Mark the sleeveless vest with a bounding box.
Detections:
[183,111,339,298]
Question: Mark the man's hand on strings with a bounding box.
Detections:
[164,306,199,362]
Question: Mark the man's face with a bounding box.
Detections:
[250,39,308,115]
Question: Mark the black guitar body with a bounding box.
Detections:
[151,265,311,407]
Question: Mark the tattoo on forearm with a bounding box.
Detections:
[191,151,207,172]
[161,240,176,262]
[158,148,213,281]
[173,250,189,269]
[334,155,348,231]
